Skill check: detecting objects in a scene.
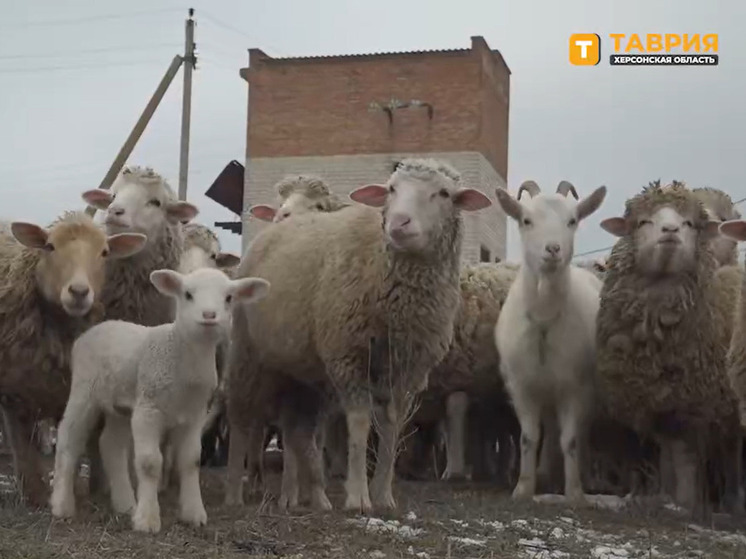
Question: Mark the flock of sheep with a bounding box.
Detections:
[1,158,746,535]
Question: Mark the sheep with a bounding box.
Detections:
[494,179,607,505]
[225,158,492,512]
[596,180,742,515]
[248,173,350,223]
[50,268,269,532]
[692,187,741,267]
[179,222,241,274]
[0,212,146,506]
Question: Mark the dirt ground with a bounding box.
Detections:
[1,450,746,559]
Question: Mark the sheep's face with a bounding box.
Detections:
[273,192,330,223]
[496,184,607,276]
[150,268,270,341]
[349,175,491,253]
[81,179,198,242]
[11,220,146,317]
[179,240,240,274]
[696,192,741,267]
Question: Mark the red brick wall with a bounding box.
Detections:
[243,36,510,180]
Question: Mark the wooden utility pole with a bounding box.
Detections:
[178,8,197,201]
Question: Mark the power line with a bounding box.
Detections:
[0,59,165,74]
[0,43,181,61]
[0,7,182,28]
[199,11,290,57]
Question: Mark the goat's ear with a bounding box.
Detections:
[149,269,184,297]
[494,188,522,221]
[600,217,629,237]
[349,184,388,207]
[166,201,199,225]
[106,233,147,259]
[453,188,492,212]
[215,252,241,268]
[230,277,270,304]
[248,204,277,222]
[11,222,49,249]
[81,189,114,210]
[577,186,607,221]
[719,219,746,242]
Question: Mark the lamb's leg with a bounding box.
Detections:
[86,418,107,498]
[99,415,136,515]
[511,394,542,501]
[557,396,587,505]
[279,431,300,510]
[173,421,207,528]
[370,394,413,510]
[224,423,249,506]
[537,411,563,494]
[670,435,701,515]
[344,402,373,513]
[1,405,48,509]
[131,408,164,534]
[441,391,468,481]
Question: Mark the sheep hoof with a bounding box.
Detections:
[441,470,467,482]
[278,493,299,512]
[132,506,161,534]
[50,494,76,519]
[179,505,207,528]
[311,491,333,511]
[344,494,373,514]
[372,491,397,510]
[511,483,535,502]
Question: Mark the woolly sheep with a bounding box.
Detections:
[225,158,492,512]
[50,268,269,532]
[178,222,241,274]
[692,187,741,267]
[0,212,146,506]
[248,173,349,223]
[494,179,607,505]
[596,180,742,514]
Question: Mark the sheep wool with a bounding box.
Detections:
[274,174,349,211]
[596,182,739,435]
[692,186,741,267]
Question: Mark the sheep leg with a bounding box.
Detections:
[720,433,745,515]
[86,420,107,498]
[537,411,563,494]
[173,420,208,528]
[441,391,468,481]
[370,394,412,510]
[658,439,675,501]
[511,394,542,501]
[0,404,49,509]
[159,438,175,494]
[224,423,250,506]
[669,435,700,514]
[343,403,373,513]
[278,428,300,510]
[99,415,136,515]
[557,397,587,505]
[131,408,164,534]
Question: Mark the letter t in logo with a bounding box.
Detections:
[569,33,601,65]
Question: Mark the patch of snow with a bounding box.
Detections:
[511,519,529,528]
[346,517,424,539]
[478,519,506,531]
[559,517,577,526]
[448,536,486,547]
[586,494,629,511]
[369,551,386,558]
[664,502,686,513]
[406,546,429,559]
[405,511,417,522]
[590,546,630,558]
[550,527,565,539]
[450,519,468,527]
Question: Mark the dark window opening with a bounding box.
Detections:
[480,245,490,262]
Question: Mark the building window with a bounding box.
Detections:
[480,245,490,263]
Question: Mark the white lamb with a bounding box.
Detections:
[494,179,607,505]
[49,268,270,533]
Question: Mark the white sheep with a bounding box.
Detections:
[50,267,269,533]
[494,179,607,505]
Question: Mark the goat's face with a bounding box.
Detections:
[496,182,607,276]
[11,219,146,317]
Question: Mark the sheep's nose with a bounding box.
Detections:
[68,284,90,299]
[545,242,560,256]
[202,310,217,320]
[389,214,412,231]
[662,224,679,233]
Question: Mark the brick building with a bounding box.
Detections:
[237,36,511,263]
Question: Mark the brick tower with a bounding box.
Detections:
[239,36,511,263]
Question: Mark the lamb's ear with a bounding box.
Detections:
[106,233,148,259]
[149,269,184,297]
[577,186,607,221]
[494,188,522,221]
[349,184,388,207]
[215,252,240,268]
[453,188,492,212]
[81,189,114,210]
[166,201,199,224]
[248,204,277,222]
[230,277,270,304]
[701,219,722,242]
[600,217,629,237]
[11,222,49,249]
[719,219,746,242]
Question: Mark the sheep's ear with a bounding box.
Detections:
[248,204,277,222]
[349,184,388,207]
[11,222,50,249]
[577,186,607,221]
[149,269,184,297]
[494,188,522,221]
[230,277,270,304]
[719,219,746,242]
[600,217,629,237]
[215,252,240,268]
[166,201,199,224]
[81,189,114,210]
[106,233,147,259]
[453,188,492,212]
[701,219,722,242]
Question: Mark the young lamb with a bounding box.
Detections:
[596,180,742,515]
[494,179,607,505]
[50,268,269,533]
[225,158,492,512]
[248,173,349,223]
[0,212,146,506]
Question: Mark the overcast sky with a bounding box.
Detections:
[0,0,742,261]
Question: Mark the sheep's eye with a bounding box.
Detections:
[210,253,217,260]
[101,248,109,257]
[225,294,233,304]
[110,193,116,201]
[638,219,652,228]
[568,218,577,227]
[389,185,396,193]
[683,220,693,228]
[439,189,450,198]
[315,203,324,210]
[148,199,161,207]
[522,218,532,227]
[185,291,193,301]
[43,243,54,252]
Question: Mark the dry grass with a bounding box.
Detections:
[1,451,746,559]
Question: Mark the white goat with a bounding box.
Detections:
[50,268,270,533]
[494,180,607,505]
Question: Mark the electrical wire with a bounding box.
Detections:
[0,43,181,61]
[0,7,183,29]
[199,11,289,57]
[0,59,166,74]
